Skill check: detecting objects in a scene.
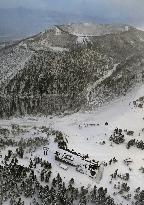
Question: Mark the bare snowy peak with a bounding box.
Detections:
[58,23,133,36]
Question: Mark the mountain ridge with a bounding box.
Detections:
[0,23,144,117]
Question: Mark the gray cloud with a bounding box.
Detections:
[0,0,144,27]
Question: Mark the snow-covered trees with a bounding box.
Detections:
[109,128,125,144]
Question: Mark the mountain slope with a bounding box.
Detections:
[0,24,144,117]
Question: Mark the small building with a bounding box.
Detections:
[76,165,85,174]
[59,163,68,170]
[63,154,74,161]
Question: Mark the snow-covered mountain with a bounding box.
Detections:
[1,23,144,205]
[59,23,132,36]
[0,23,144,117]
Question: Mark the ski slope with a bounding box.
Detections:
[0,83,144,205]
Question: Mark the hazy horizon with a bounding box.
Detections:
[0,0,144,41]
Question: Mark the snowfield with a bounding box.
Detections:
[0,83,144,205]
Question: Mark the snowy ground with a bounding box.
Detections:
[0,83,144,205]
